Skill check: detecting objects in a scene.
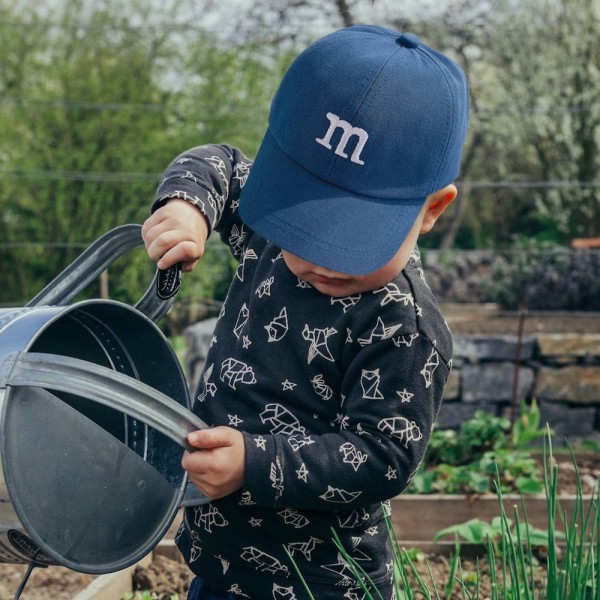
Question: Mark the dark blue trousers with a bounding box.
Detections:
[187,576,237,600]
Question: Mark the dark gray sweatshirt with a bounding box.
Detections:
[152,144,452,599]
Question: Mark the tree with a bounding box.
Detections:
[0,0,295,306]
[393,0,599,248]
[486,0,600,240]
[181,0,375,48]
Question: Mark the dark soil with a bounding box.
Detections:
[129,554,534,600]
[131,555,191,599]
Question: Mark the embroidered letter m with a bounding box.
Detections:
[315,112,369,165]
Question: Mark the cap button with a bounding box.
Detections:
[396,33,420,48]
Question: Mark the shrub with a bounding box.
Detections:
[425,245,600,311]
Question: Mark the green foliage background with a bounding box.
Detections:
[0,0,598,312]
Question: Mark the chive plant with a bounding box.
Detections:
[286,429,599,599]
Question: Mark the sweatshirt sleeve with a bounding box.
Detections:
[151,144,253,260]
[241,329,449,511]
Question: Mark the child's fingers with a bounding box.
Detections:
[187,427,234,450]
[156,241,202,270]
[182,428,245,499]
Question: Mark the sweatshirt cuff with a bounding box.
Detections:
[241,432,284,507]
[151,184,218,231]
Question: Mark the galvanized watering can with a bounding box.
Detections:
[0,224,208,576]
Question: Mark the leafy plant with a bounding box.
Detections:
[511,399,546,448]
[407,402,547,495]
[434,514,556,554]
[426,246,600,311]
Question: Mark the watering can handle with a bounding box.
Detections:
[1,351,208,450]
[25,224,181,322]
[1,351,210,507]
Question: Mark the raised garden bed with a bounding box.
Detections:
[391,492,586,554]
[3,453,596,599]
[442,303,600,335]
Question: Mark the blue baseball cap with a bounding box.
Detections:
[239,25,469,275]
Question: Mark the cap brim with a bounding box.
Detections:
[239,129,426,275]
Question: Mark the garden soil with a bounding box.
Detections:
[443,305,599,336]
[1,310,598,599]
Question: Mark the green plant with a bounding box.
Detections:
[424,410,510,468]
[424,401,546,468]
[407,402,547,495]
[409,448,544,495]
[434,513,556,556]
[410,432,600,597]
[426,246,600,311]
[511,399,546,448]
[289,429,600,598]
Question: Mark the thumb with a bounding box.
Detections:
[187,427,231,450]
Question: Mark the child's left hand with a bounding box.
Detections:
[182,427,245,500]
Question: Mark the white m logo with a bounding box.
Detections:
[315,112,369,165]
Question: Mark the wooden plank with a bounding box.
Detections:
[570,238,600,249]
[391,494,588,550]
[73,554,152,600]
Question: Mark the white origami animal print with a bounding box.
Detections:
[302,325,337,363]
[357,316,402,346]
[420,347,439,388]
[377,416,423,448]
[360,369,384,399]
[265,307,289,342]
[220,358,256,389]
[260,403,307,436]
[240,547,290,576]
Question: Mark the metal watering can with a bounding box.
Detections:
[0,224,209,580]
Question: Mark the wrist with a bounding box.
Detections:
[166,198,210,237]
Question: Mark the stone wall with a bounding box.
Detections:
[183,318,600,443]
[438,333,600,442]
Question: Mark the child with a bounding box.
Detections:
[142,25,469,600]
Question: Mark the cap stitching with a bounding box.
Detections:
[325,41,402,181]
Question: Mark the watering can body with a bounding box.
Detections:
[0,225,208,573]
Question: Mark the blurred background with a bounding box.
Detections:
[1,0,599,325]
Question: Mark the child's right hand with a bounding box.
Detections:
[141,199,210,272]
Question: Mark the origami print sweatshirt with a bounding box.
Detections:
[151,144,453,599]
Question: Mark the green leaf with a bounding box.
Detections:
[515,476,544,495]
[434,519,494,544]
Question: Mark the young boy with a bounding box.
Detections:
[143,25,469,600]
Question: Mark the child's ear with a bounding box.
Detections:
[419,185,457,234]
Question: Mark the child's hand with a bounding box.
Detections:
[182,427,246,500]
[141,199,209,272]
